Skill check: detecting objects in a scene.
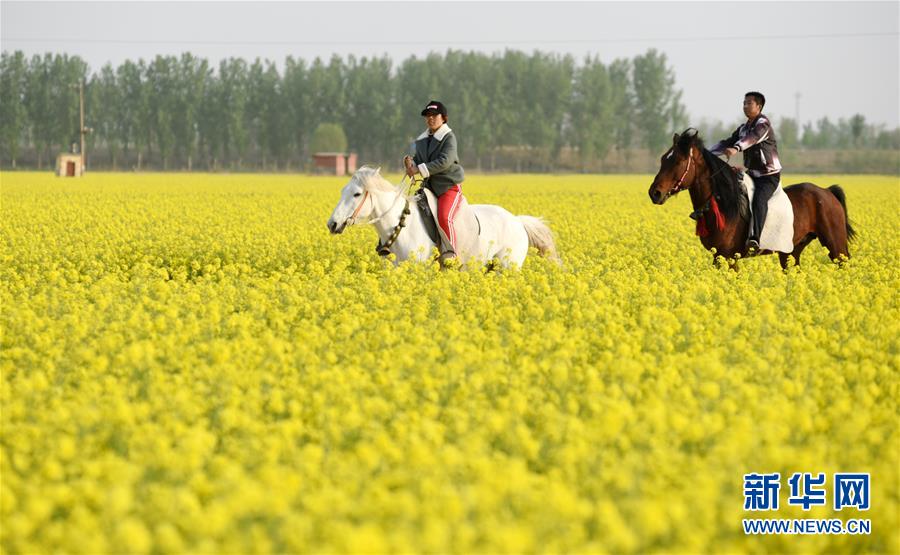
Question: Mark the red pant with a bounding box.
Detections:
[437,184,462,252]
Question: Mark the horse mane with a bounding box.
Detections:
[353,165,397,193]
[677,129,750,221]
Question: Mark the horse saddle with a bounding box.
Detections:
[417,188,481,256]
[414,189,441,246]
[741,173,795,254]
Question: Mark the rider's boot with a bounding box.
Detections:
[439,250,458,269]
[746,237,760,254]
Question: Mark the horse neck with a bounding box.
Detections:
[688,155,715,209]
[369,189,432,250]
[369,188,405,235]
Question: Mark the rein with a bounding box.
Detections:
[688,154,733,237]
[671,148,733,199]
[662,140,740,238]
[355,175,415,256]
[376,200,411,256]
[349,175,410,226]
[349,191,370,222]
[344,174,423,256]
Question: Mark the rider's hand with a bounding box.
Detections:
[404,156,417,177]
[724,147,738,158]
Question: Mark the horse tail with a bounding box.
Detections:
[828,185,856,242]
[519,216,561,265]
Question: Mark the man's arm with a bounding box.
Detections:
[708,126,741,156]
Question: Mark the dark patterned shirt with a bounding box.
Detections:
[709,114,782,177]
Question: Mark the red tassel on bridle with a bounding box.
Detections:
[696,196,725,237]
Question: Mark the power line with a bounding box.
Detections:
[2,31,898,47]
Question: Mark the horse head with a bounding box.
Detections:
[327,166,385,234]
[648,128,700,205]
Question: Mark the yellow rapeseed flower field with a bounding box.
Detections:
[1,171,898,554]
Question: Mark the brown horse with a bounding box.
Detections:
[648,129,855,269]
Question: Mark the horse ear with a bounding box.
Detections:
[376,166,382,174]
[672,133,680,145]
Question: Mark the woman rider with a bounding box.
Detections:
[404,100,466,263]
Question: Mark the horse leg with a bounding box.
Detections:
[711,254,736,271]
[814,191,852,265]
[818,233,850,265]
[504,234,530,269]
[497,250,524,270]
[779,252,792,270]
[787,233,816,267]
[823,184,853,264]
[816,220,850,265]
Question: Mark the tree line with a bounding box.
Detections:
[1,49,897,172]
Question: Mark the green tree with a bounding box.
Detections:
[283,56,311,165]
[455,52,495,170]
[117,59,151,169]
[801,121,817,149]
[631,49,685,152]
[816,117,836,148]
[524,52,574,170]
[608,58,635,152]
[779,117,800,150]
[146,55,178,169]
[215,58,249,168]
[244,59,288,169]
[310,122,347,153]
[341,55,397,164]
[849,114,866,147]
[26,54,54,168]
[25,54,88,168]
[874,128,900,149]
[0,51,29,168]
[496,51,529,153]
[171,53,210,170]
[307,56,346,134]
[196,61,221,169]
[88,64,125,168]
[571,56,615,170]
[259,61,288,169]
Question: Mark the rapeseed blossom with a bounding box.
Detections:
[1,172,898,553]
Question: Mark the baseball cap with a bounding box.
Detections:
[421,100,448,117]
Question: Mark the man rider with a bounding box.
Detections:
[709,91,782,252]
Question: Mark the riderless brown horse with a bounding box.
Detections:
[648,129,855,269]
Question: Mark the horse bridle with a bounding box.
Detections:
[676,148,735,222]
[348,190,371,223]
[345,176,414,255]
[669,148,693,197]
[347,176,410,225]
[669,147,733,197]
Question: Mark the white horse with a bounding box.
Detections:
[327,166,559,268]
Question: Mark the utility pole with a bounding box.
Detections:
[72,81,92,173]
[79,80,85,171]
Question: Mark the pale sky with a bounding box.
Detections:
[2,0,898,128]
